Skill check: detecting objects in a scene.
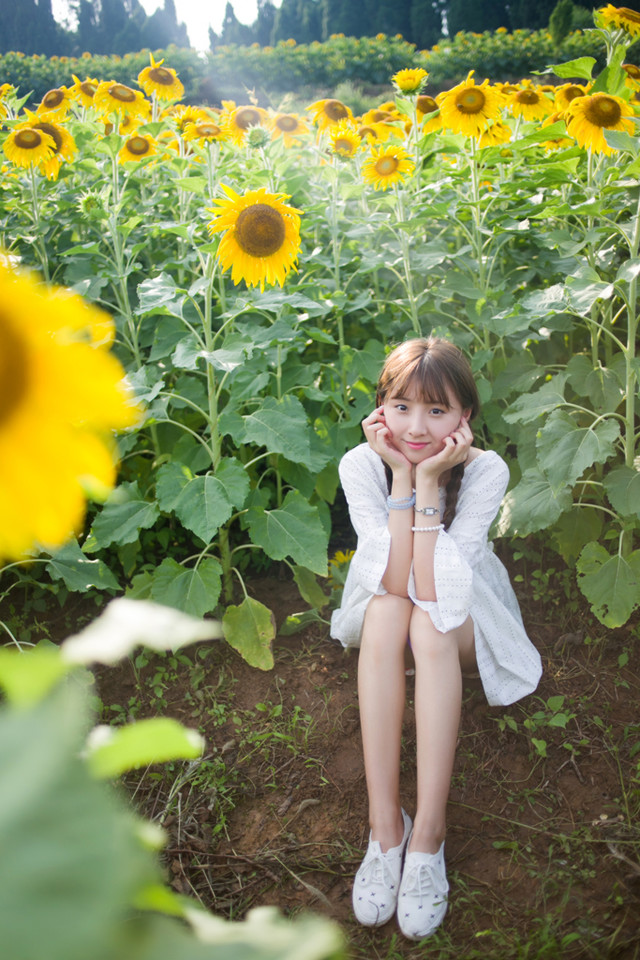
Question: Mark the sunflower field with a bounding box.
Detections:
[1,6,640,668]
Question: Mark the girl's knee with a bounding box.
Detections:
[409,608,453,658]
[361,593,412,653]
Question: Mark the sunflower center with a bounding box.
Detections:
[456,88,486,114]
[276,115,299,132]
[110,84,136,103]
[235,108,261,129]
[33,122,62,153]
[358,125,377,139]
[375,156,399,176]
[234,204,286,258]
[623,63,640,79]
[126,136,150,156]
[14,129,44,151]
[0,316,29,427]
[585,95,622,127]
[196,123,221,137]
[516,90,540,104]
[371,110,390,122]
[619,7,640,23]
[148,67,174,86]
[324,99,348,121]
[80,81,97,97]
[334,138,354,153]
[417,96,437,113]
[564,84,585,101]
[42,88,65,109]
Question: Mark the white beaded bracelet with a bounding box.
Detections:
[411,524,444,532]
[387,493,416,510]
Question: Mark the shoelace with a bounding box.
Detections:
[360,849,399,889]
[401,860,447,900]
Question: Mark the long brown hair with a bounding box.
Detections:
[376,337,480,529]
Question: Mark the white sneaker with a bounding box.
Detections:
[397,840,449,940]
[352,808,412,927]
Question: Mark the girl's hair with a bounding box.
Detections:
[376,337,480,530]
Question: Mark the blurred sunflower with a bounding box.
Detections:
[505,82,552,121]
[416,94,442,133]
[477,120,512,148]
[118,133,158,164]
[207,185,302,291]
[69,75,98,109]
[361,144,415,190]
[137,53,184,101]
[0,83,16,119]
[392,67,428,94]
[361,108,395,125]
[0,259,139,560]
[168,103,210,134]
[329,120,362,157]
[3,125,56,169]
[94,81,150,120]
[270,112,309,147]
[437,72,503,137]
[357,122,394,144]
[182,120,228,144]
[37,86,73,119]
[21,111,78,179]
[622,63,640,90]
[597,4,640,38]
[540,111,574,152]
[226,104,268,145]
[554,83,589,112]
[103,112,144,137]
[565,92,635,154]
[306,98,353,130]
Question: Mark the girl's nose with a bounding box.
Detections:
[408,415,428,437]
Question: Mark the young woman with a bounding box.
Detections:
[330,337,542,940]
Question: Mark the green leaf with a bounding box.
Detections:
[46,540,120,592]
[156,460,249,542]
[604,466,640,519]
[222,596,275,670]
[503,372,567,424]
[292,565,328,610]
[604,129,640,157]
[565,274,614,315]
[87,718,204,779]
[147,558,223,618]
[88,485,160,550]
[550,508,603,565]
[173,176,208,195]
[545,57,596,80]
[243,395,312,461]
[498,468,572,536]
[537,410,619,490]
[0,647,74,706]
[137,272,185,317]
[247,491,329,575]
[566,355,624,413]
[577,542,640,627]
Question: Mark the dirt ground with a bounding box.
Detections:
[95,544,640,960]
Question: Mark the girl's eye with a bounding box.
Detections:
[430,407,445,415]
[395,403,408,412]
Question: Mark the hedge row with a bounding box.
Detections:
[1,27,635,108]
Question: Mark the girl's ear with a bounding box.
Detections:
[462,407,472,420]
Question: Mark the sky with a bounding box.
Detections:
[52,1,280,51]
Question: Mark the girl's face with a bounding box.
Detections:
[382,382,470,464]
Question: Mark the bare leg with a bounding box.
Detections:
[357,593,413,852]
[408,609,475,854]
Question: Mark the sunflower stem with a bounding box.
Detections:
[394,185,421,336]
[28,166,50,282]
[202,253,221,470]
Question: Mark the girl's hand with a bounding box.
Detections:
[362,406,411,473]
[415,416,474,480]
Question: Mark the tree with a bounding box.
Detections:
[444,0,509,35]
[144,0,189,49]
[549,0,575,46]
[254,0,277,45]
[373,0,412,37]
[410,0,444,47]
[271,0,302,41]
[219,1,254,44]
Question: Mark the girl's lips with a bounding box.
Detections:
[405,441,428,449]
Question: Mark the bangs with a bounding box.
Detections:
[384,353,453,408]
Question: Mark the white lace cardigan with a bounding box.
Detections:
[330,443,542,707]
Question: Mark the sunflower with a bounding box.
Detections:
[505,82,553,121]
[118,133,158,164]
[554,82,589,112]
[270,112,310,146]
[69,75,98,109]
[477,120,512,148]
[207,185,302,291]
[361,144,415,190]
[182,120,228,144]
[0,83,15,119]
[416,94,442,133]
[565,92,635,154]
[392,67,428,94]
[306,98,353,131]
[622,63,640,90]
[540,111,574,151]
[37,86,73,119]
[0,260,139,560]
[329,120,362,158]
[137,53,184,102]
[167,103,210,134]
[597,4,640,38]
[357,122,395,144]
[21,112,78,179]
[361,108,395,125]
[225,104,269,145]
[3,125,56,169]
[93,80,150,120]
[437,72,503,137]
